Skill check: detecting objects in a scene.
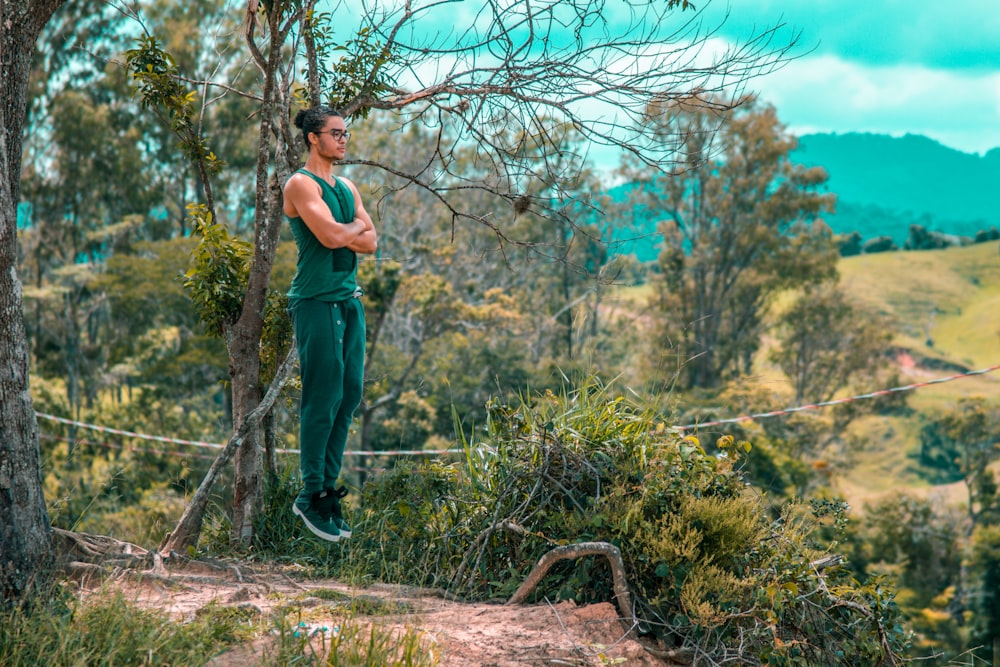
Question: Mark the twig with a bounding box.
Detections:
[451,518,527,591]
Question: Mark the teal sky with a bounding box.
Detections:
[345,0,999,157]
[704,0,1000,154]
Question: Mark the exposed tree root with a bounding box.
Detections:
[51,527,258,591]
[507,542,632,617]
[52,527,150,566]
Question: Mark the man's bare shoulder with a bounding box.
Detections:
[285,171,324,201]
[285,171,315,190]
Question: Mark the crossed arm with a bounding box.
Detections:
[283,173,377,254]
[343,178,377,254]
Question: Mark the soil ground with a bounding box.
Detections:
[81,558,669,666]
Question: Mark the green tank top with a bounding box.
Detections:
[286,169,358,302]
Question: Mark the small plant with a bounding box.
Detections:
[266,610,438,666]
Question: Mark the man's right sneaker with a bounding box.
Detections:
[293,492,341,542]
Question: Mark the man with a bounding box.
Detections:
[283,105,376,542]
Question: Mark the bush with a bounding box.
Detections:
[863,236,898,254]
[973,226,1000,243]
[837,231,863,257]
[271,379,912,664]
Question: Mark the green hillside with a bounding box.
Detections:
[612,243,999,506]
[839,241,1000,376]
[819,243,999,505]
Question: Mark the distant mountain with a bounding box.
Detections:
[792,133,1000,243]
[604,133,1000,261]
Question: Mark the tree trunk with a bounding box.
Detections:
[228,354,263,545]
[228,0,290,540]
[0,0,67,600]
[160,347,297,555]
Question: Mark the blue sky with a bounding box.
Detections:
[704,0,1000,155]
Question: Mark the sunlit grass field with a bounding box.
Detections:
[839,241,1000,371]
[836,242,999,507]
[610,241,1000,509]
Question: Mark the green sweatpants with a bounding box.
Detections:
[291,296,366,494]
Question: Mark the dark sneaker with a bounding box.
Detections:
[330,486,352,539]
[293,493,341,542]
[332,514,351,539]
[312,486,352,539]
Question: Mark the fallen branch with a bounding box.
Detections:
[507,541,635,628]
[159,345,298,554]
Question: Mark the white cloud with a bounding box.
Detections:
[748,54,1000,154]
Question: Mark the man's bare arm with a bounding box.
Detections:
[284,174,368,249]
[343,178,378,255]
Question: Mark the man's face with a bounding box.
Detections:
[313,116,349,161]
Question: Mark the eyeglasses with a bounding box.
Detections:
[316,129,351,141]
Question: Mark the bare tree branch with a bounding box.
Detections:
[159,345,298,554]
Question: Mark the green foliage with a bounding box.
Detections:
[847,494,965,664]
[855,494,962,609]
[260,289,294,386]
[125,35,224,175]
[88,237,230,399]
[0,586,257,666]
[365,390,436,452]
[35,365,227,548]
[423,332,535,440]
[351,460,467,586]
[625,97,839,390]
[325,26,399,119]
[183,204,252,337]
[771,283,896,405]
[919,398,1000,526]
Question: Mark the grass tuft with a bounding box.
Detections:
[0,584,257,666]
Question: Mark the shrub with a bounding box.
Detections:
[266,379,911,664]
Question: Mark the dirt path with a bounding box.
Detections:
[86,559,669,666]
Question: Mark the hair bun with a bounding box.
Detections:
[293,109,308,130]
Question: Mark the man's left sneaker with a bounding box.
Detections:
[330,486,352,539]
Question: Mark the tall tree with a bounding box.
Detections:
[922,398,1000,535]
[21,74,168,416]
[0,0,68,600]
[625,96,837,389]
